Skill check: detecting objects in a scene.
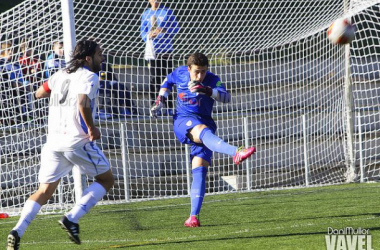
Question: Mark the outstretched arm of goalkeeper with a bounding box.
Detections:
[150,88,170,118]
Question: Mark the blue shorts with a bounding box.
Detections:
[173,114,217,164]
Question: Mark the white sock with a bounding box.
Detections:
[66,182,106,223]
[13,200,41,238]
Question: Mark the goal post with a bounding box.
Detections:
[344,0,356,183]
[1,0,380,216]
[60,0,87,203]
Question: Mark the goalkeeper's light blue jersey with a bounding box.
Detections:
[161,66,228,118]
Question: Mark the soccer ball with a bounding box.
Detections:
[327,18,355,45]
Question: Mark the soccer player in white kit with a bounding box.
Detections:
[7,40,114,250]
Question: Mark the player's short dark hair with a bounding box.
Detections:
[66,39,99,74]
[187,52,208,68]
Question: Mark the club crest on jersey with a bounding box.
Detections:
[186,120,192,126]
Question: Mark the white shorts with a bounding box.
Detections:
[39,141,110,183]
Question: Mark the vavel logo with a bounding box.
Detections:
[325,227,374,250]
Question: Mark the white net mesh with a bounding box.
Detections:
[351,4,380,181]
[1,0,380,215]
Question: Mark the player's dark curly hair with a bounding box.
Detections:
[66,39,98,74]
[187,52,208,68]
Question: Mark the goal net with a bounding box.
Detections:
[1,0,380,215]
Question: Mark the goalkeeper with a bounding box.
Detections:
[150,52,256,227]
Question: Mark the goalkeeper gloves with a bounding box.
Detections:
[150,95,167,118]
[188,80,212,96]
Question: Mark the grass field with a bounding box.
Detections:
[1,183,379,250]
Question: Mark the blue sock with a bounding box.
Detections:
[199,128,237,156]
[190,166,208,216]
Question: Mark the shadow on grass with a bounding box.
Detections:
[220,193,375,208]
[108,226,380,249]
[105,230,328,249]
[98,205,187,214]
[203,212,379,228]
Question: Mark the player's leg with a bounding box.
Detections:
[185,154,210,228]
[7,180,61,250]
[61,142,114,244]
[8,148,70,249]
[173,116,210,227]
[60,170,113,244]
[189,124,256,165]
[65,169,114,224]
[174,116,254,161]
[189,124,237,155]
[149,58,159,106]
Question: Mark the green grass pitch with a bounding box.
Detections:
[1,183,379,249]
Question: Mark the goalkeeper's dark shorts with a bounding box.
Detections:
[173,114,217,164]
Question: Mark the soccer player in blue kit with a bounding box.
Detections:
[150,52,256,227]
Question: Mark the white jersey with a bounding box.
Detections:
[46,67,99,151]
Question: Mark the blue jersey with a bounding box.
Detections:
[140,6,179,54]
[0,58,27,85]
[45,53,66,78]
[162,66,229,118]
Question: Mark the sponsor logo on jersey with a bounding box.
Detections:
[179,93,200,106]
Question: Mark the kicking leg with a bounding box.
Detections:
[189,124,237,156]
[189,124,256,164]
